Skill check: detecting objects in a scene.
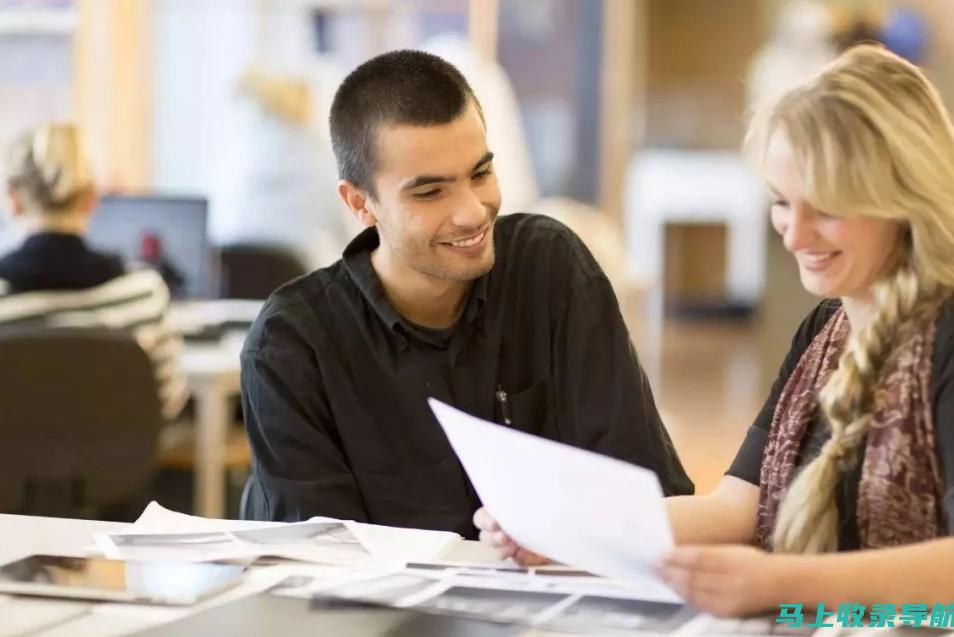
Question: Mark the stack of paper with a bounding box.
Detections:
[94,503,460,566]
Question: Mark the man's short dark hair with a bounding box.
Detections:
[329,49,483,197]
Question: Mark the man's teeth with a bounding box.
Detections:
[450,231,485,248]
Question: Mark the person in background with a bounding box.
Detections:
[223,68,355,271]
[0,122,188,420]
[746,0,836,114]
[422,32,540,215]
[240,50,692,537]
[476,45,954,616]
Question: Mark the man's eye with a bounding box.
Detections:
[413,189,441,199]
[473,169,491,181]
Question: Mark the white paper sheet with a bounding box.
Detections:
[428,399,679,601]
[94,502,459,566]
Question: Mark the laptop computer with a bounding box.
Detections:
[87,195,216,299]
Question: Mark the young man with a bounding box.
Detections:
[241,50,692,537]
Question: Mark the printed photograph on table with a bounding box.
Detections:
[111,531,233,548]
[405,562,530,575]
[415,586,570,624]
[231,521,363,549]
[317,572,441,606]
[540,595,695,635]
[102,519,371,565]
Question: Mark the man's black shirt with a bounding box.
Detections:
[241,213,693,537]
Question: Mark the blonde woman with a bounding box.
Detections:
[475,44,954,616]
[0,123,187,420]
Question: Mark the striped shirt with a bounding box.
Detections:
[0,268,189,420]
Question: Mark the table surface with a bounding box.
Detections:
[0,514,936,637]
[0,513,513,637]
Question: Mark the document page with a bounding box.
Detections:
[429,398,676,600]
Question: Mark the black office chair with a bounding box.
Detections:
[0,329,163,520]
[218,243,308,300]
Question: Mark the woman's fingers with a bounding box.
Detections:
[513,547,551,566]
[478,529,518,560]
[473,507,552,566]
[473,507,501,532]
[652,545,779,618]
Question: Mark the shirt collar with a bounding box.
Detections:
[342,226,489,342]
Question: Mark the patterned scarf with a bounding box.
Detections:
[756,303,947,550]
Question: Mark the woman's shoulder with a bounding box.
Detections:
[933,295,954,372]
[935,294,954,331]
[789,298,842,353]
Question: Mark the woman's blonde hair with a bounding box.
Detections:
[6,122,93,214]
[745,44,954,553]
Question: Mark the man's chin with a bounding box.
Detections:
[434,251,495,282]
[450,259,495,282]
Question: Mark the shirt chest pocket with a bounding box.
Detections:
[505,377,559,441]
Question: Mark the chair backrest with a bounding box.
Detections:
[0,329,163,517]
[218,243,308,300]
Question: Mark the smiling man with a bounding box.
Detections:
[240,50,692,536]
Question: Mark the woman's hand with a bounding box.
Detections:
[654,545,786,617]
[473,507,551,566]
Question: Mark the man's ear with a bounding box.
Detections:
[337,180,377,228]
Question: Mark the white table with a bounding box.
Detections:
[181,334,244,519]
[0,514,126,565]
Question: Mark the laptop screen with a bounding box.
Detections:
[87,195,216,299]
